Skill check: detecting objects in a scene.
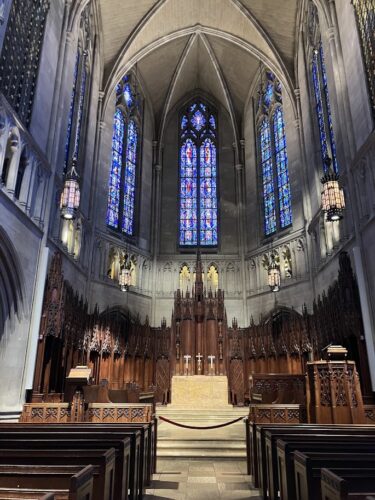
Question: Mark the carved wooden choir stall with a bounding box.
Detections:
[26,251,374,425]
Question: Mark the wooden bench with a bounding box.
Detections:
[321,467,375,500]
[0,491,54,499]
[293,450,375,500]
[0,447,116,500]
[276,435,375,500]
[0,463,94,500]
[7,423,152,493]
[0,435,133,500]
[253,424,375,497]
[0,420,156,481]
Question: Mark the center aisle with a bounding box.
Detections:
[145,459,261,499]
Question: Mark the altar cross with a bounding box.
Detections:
[208,355,216,375]
[196,353,203,374]
[183,354,192,375]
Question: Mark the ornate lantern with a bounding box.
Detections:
[60,160,80,220]
[321,157,345,221]
[268,254,281,292]
[119,261,132,292]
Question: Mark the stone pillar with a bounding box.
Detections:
[151,140,162,325]
[234,139,247,325]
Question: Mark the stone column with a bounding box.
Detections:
[234,139,248,326]
[151,140,162,326]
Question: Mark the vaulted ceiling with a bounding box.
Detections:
[98,0,300,133]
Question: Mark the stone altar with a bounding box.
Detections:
[170,375,230,407]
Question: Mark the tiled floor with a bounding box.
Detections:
[145,459,262,499]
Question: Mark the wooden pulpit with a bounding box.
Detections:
[64,365,92,403]
[306,354,365,424]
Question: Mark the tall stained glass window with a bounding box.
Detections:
[352,0,375,120]
[179,101,218,246]
[0,0,50,126]
[257,71,292,236]
[64,5,92,174]
[106,75,142,236]
[312,42,338,173]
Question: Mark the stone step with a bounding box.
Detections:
[157,442,246,448]
[157,450,246,459]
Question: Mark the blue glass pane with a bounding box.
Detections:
[64,51,80,170]
[273,108,292,228]
[319,44,338,173]
[260,118,276,235]
[73,66,87,159]
[312,43,338,174]
[122,119,137,235]
[312,49,328,164]
[106,109,125,228]
[209,115,216,129]
[181,115,188,129]
[124,83,133,107]
[263,81,273,108]
[191,109,206,131]
[200,139,218,246]
[180,138,198,245]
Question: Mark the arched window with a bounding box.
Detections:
[64,5,92,174]
[106,74,142,236]
[0,0,50,126]
[257,71,292,236]
[179,101,218,247]
[312,42,338,173]
[352,0,375,120]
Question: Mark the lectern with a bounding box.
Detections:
[306,347,365,424]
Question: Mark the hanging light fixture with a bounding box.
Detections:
[60,159,80,220]
[321,156,345,222]
[268,254,281,292]
[119,255,132,292]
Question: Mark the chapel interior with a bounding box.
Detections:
[0,0,375,499]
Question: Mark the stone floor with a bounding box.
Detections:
[145,459,261,499]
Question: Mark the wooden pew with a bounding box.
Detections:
[0,447,116,500]
[0,464,94,500]
[0,491,54,499]
[253,424,375,497]
[321,467,375,500]
[276,435,375,500]
[0,420,157,478]
[293,450,375,500]
[0,422,154,491]
[0,435,133,500]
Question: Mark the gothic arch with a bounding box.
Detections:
[0,226,25,339]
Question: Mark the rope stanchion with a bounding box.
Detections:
[158,415,245,430]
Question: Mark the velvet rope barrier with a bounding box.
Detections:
[158,415,245,430]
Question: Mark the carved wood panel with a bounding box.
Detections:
[230,359,244,405]
[156,358,170,404]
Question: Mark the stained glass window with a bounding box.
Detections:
[352,0,375,120]
[107,109,125,229]
[122,120,138,235]
[64,5,92,174]
[106,74,142,236]
[180,139,198,245]
[260,118,276,235]
[179,101,218,246]
[64,52,80,170]
[312,42,338,173]
[0,0,50,126]
[273,108,292,228]
[257,71,292,236]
